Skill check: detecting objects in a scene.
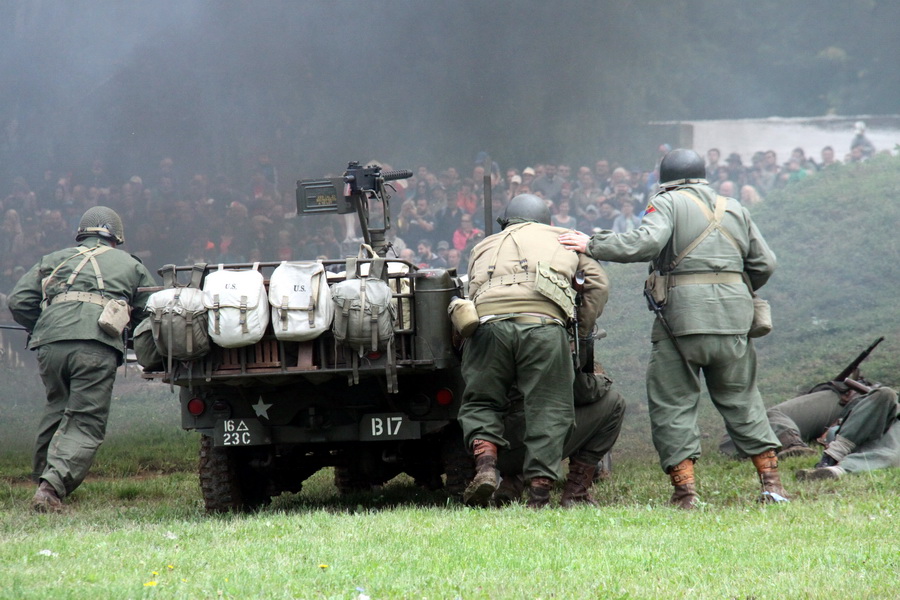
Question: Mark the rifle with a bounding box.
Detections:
[0,324,27,331]
[835,336,884,382]
[643,288,694,373]
[571,270,585,371]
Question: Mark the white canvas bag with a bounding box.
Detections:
[203,262,269,348]
[268,261,334,341]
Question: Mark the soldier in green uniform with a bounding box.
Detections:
[8,206,156,512]
[718,383,849,459]
[459,194,609,508]
[719,382,900,480]
[495,367,626,507]
[559,148,789,508]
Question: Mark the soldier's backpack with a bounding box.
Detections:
[268,260,334,341]
[330,249,397,391]
[145,263,210,388]
[203,262,270,348]
[146,263,209,360]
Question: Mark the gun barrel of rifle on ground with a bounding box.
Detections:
[835,336,884,382]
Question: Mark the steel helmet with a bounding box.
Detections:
[75,206,125,245]
[497,193,551,230]
[658,148,707,189]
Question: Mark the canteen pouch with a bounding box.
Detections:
[644,270,669,306]
[448,297,479,338]
[98,298,131,337]
[749,294,773,338]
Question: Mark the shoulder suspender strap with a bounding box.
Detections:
[486,224,528,279]
[667,194,739,272]
[64,245,112,291]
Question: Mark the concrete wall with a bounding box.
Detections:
[652,115,900,165]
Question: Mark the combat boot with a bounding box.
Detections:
[796,465,845,481]
[463,439,498,507]
[32,480,64,513]
[493,474,524,506]
[751,449,790,503]
[560,458,599,508]
[776,431,819,459]
[526,477,553,509]
[667,459,698,509]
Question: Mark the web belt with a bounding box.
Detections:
[49,291,108,307]
[669,272,744,286]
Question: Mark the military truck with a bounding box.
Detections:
[142,163,472,512]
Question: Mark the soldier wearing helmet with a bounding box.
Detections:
[8,206,156,512]
[559,148,787,508]
[458,193,609,508]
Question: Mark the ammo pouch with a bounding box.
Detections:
[448,297,479,338]
[534,261,577,315]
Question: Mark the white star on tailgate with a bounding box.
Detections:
[252,399,273,419]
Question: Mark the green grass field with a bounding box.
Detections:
[2,156,900,598]
[2,371,899,599]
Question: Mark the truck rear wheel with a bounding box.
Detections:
[198,435,272,513]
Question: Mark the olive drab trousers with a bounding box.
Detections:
[647,333,779,472]
[835,387,899,446]
[458,320,575,482]
[498,376,626,475]
[33,340,118,497]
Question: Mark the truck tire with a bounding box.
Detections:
[198,435,271,513]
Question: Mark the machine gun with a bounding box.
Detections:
[296,161,413,256]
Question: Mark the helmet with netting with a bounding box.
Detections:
[75,206,125,244]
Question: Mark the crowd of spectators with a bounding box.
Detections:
[0,131,885,296]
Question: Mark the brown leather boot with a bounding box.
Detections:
[526,477,553,509]
[32,480,64,513]
[560,458,599,508]
[493,474,525,506]
[668,459,698,509]
[463,439,499,507]
[751,449,790,503]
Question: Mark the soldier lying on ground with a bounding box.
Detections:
[720,381,900,480]
[492,366,626,507]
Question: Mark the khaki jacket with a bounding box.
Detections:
[587,183,776,340]
[8,237,157,358]
[467,222,608,337]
